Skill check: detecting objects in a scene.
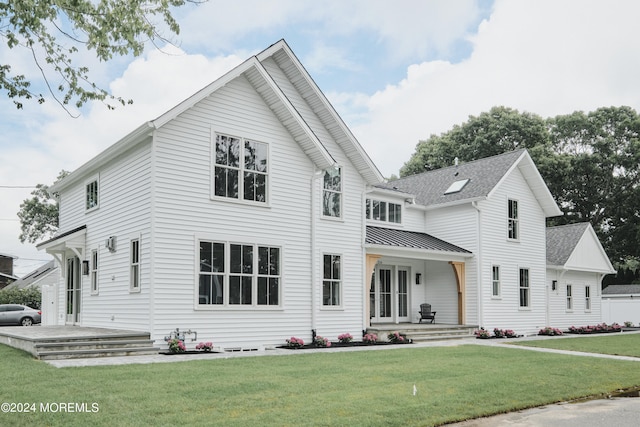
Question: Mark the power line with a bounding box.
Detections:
[0,185,37,189]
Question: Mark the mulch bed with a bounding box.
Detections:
[277,341,412,350]
[159,351,221,355]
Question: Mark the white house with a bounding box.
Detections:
[37,40,615,350]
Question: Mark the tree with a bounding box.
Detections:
[1,0,195,113]
[17,170,69,244]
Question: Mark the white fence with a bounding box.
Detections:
[601,297,640,325]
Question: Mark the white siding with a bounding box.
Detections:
[547,269,603,328]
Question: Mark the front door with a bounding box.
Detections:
[66,256,81,324]
[370,266,410,323]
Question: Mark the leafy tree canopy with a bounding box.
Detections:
[18,170,69,244]
[400,106,640,264]
[0,0,196,114]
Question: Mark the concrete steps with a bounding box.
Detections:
[367,325,476,343]
[34,333,160,360]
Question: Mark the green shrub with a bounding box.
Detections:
[0,287,41,309]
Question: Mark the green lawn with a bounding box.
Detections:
[512,332,640,357]
[1,343,639,426]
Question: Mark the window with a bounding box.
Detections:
[585,286,591,310]
[492,266,500,297]
[90,249,98,294]
[130,239,140,291]
[508,199,519,240]
[566,284,573,310]
[86,178,99,211]
[213,134,268,203]
[365,199,402,223]
[198,240,280,307]
[323,254,341,306]
[322,167,341,218]
[444,178,470,194]
[519,268,529,308]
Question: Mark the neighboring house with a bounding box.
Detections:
[546,223,615,328]
[4,260,58,291]
[601,284,640,325]
[0,253,18,289]
[36,40,616,350]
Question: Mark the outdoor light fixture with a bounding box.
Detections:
[552,280,557,291]
[82,260,90,275]
[416,273,422,285]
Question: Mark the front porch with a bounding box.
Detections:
[367,323,477,343]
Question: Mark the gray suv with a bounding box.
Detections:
[0,304,41,326]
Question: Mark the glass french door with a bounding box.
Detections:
[397,268,409,322]
[370,266,410,323]
[66,256,81,324]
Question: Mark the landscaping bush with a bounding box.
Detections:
[0,287,41,309]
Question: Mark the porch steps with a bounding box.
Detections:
[367,325,476,343]
[34,333,160,360]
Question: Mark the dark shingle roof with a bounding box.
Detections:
[378,149,526,207]
[546,223,590,266]
[4,260,56,290]
[602,284,640,295]
[366,226,471,254]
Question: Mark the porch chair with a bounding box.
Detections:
[419,303,436,323]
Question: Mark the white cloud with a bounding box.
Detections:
[352,0,640,177]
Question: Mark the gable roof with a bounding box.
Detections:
[546,222,615,274]
[378,149,562,216]
[3,260,57,290]
[52,40,383,193]
[602,284,640,295]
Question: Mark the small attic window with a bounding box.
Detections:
[444,178,470,195]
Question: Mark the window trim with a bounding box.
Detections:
[507,198,519,241]
[130,237,141,293]
[321,253,342,308]
[211,131,270,206]
[566,284,573,311]
[491,265,501,298]
[85,174,100,212]
[90,248,99,295]
[322,167,342,220]
[518,267,530,309]
[196,239,282,309]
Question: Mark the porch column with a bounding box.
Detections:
[449,261,466,324]
[365,254,382,327]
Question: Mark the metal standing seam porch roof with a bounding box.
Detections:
[365,226,471,255]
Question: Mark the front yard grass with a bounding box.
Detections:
[1,343,639,426]
[511,331,640,357]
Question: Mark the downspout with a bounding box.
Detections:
[472,201,483,327]
[310,169,323,338]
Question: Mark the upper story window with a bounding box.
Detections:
[213,134,268,203]
[508,199,519,240]
[322,167,342,218]
[85,177,99,211]
[365,199,402,224]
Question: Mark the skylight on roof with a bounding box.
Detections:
[444,178,470,195]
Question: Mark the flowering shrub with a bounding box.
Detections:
[568,323,622,334]
[363,333,378,344]
[538,327,563,336]
[337,333,353,343]
[624,321,635,328]
[167,338,186,353]
[387,331,406,343]
[493,328,518,338]
[286,337,304,348]
[195,341,214,352]
[493,328,505,338]
[474,328,491,339]
[313,335,331,347]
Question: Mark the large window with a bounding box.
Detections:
[492,265,500,297]
[365,199,402,223]
[519,268,529,308]
[90,249,98,295]
[213,134,268,203]
[130,239,140,292]
[86,178,99,211]
[566,284,573,310]
[508,199,519,240]
[322,254,341,306]
[322,167,342,218]
[198,240,280,307]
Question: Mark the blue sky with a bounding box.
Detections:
[3,0,640,275]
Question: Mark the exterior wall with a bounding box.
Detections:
[477,166,548,335]
[54,141,153,329]
[602,297,640,325]
[424,260,459,324]
[148,74,366,350]
[547,269,603,328]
